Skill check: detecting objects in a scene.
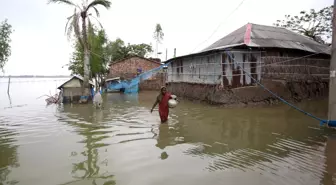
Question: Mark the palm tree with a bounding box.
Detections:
[48,0,111,97]
[153,24,164,58]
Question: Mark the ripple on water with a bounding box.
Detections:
[200,137,327,185]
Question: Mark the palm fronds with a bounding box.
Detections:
[92,6,100,17]
[48,0,81,9]
[86,0,112,12]
[88,15,103,29]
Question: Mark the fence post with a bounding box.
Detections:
[7,76,11,95]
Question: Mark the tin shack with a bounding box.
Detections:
[57,75,95,103]
[165,23,331,105]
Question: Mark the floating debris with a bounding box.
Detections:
[37,91,62,105]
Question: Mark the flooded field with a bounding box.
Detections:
[1,78,336,185]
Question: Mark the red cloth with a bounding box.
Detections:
[159,92,171,123]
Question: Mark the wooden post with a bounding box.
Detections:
[7,76,10,95]
[70,91,73,103]
[329,0,336,121]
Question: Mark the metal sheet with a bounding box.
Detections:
[203,23,330,55]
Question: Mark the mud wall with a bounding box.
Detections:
[167,79,328,107]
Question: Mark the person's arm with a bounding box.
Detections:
[151,98,159,113]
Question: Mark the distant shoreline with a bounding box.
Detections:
[0,75,71,78]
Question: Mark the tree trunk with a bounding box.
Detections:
[95,74,99,91]
[82,14,90,96]
[100,73,104,90]
[83,49,90,94]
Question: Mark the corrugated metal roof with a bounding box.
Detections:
[105,77,120,82]
[203,23,330,54]
[57,75,95,89]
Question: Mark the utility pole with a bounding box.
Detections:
[174,48,176,58]
[166,48,168,61]
[329,0,336,121]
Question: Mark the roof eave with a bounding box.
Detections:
[164,43,245,63]
[57,75,95,89]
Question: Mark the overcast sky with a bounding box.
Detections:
[0,0,333,75]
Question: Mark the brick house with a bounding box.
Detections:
[107,56,165,90]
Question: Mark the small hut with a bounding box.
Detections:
[105,77,121,93]
[57,75,95,103]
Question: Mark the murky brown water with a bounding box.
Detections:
[1,78,336,185]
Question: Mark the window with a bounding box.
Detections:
[176,60,183,75]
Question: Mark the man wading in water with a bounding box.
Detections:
[151,86,173,123]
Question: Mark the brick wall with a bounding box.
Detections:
[108,56,161,80]
[139,73,166,91]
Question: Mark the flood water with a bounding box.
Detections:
[1,78,336,185]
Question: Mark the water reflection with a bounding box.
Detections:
[7,93,12,108]
[153,120,187,160]
[59,105,115,185]
[164,101,331,184]
[0,127,19,185]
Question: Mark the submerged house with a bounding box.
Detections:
[107,56,166,91]
[108,56,161,79]
[165,23,331,105]
[57,75,95,103]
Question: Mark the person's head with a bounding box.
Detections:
[161,86,167,95]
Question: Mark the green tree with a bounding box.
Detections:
[153,24,164,57]
[48,0,112,96]
[0,19,13,73]
[69,26,109,89]
[106,38,129,62]
[106,38,153,62]
[128,43,153,57]
[274,5,333,44]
